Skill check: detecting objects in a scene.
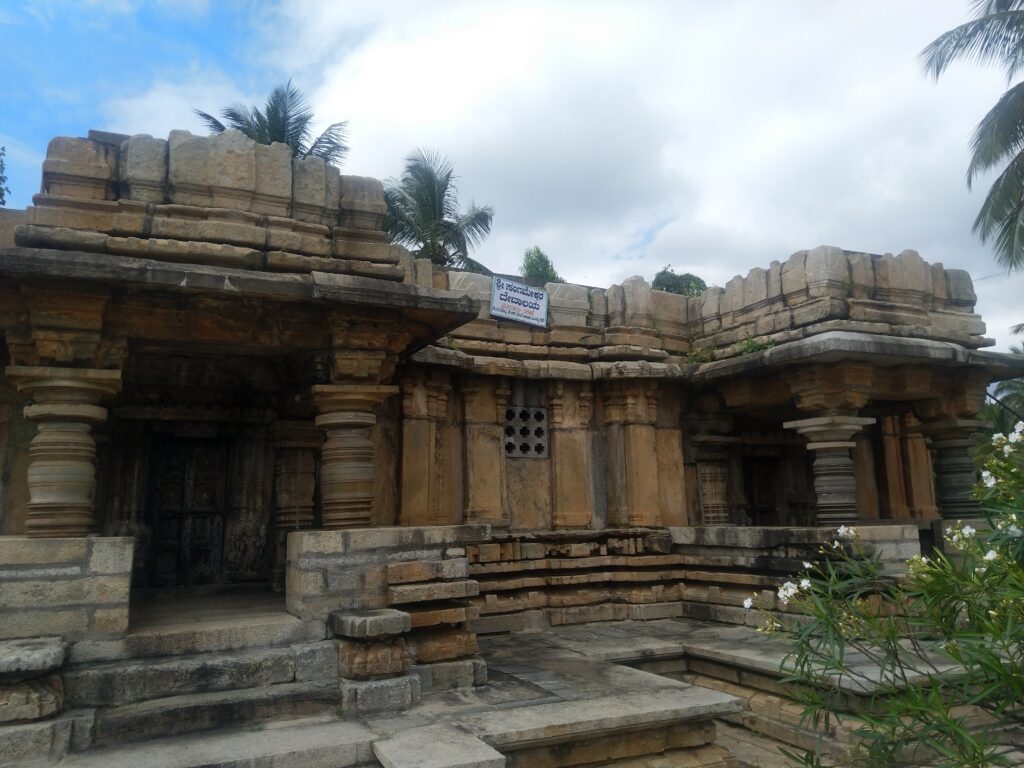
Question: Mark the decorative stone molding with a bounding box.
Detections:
[783,415,876,527]
[7,366,122,537]
[313,384,398,529]
[921,418,986,519]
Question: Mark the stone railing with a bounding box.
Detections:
[11,129,409,281]
[412,247,988,367]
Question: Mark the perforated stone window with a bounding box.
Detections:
[504,405,548,458]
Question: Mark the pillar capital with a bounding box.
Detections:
[7,365,121,414]
[784,414,875,527]
[313,384,399,428]
[782,414,876,448]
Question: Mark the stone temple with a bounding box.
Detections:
[0,129,1022,767]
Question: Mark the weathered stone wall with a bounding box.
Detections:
[0,377,30,535]
[13,130,409,282]
[0,537,133,640]
[419,246,987,370]
[460,525,920,634]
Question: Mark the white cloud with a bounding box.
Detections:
[98,0,1024,348]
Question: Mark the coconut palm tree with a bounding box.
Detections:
[383,149,494,273]
[922,1,1024,271]
[194,80,348,167]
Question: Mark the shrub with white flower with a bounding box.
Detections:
[772,420,1024,768]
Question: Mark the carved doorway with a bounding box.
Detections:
[146,437,230,587]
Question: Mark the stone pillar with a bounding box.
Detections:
[921,418,984,519]
[270,420,321,588]
[549,381,594,529]
[783,415,875,527]
[313,384,398,530]
[462,377,510,528]
[603,381,660,527]
[6,366,122,537]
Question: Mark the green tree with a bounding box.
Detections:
[922,2,1024,271]
[383,149,494,272]
[0,146,9,206]
[982,345,1024,435]
[652,265,707,296]
[195,80,348,167]
[520,246,564,283]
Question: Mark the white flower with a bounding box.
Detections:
[982,471,996,488]
[984,549,998,561]
[977,566,987,575]
[1014,421,1024,436]
[1007,524,1022,538]
[962,525,977,538]
[1004,444,1014,457]
[1010,430,1022,444]
[836,525,856,539]
[777,581,800,605]
[802,561,813,569]
[743,597,754,610]
[992,432,1007,445]
[799,578,811,590]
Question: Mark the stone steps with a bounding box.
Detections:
[57,715,376,768]
[91,680,341,747]
[64,641,335,706]
[69,615,326,663]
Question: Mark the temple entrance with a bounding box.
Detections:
[146,437,230,588]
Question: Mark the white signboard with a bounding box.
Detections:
[490,276,549,328]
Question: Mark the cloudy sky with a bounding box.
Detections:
[2,1,1022,348]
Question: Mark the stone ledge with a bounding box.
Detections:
[374,724,504,768]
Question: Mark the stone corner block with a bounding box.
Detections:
[0,637,67,679]
[340,674,419,714]
[373,723,504,768]
[331,608,411,639]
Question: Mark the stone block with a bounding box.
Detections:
[410,658,480,692]
[408,627,478,663]
[0,610,89,641]
[332,609,411,639]
[42,137,117,200]
[118,134,167,203]
[374,724,503,768]
[339,175,388,231]
[0,538,87,567]
[847,252,875,299]
[168,129,257,210]
[781,250,808,304]
[630,601,684,620]
[621,275,653,327]
[470,610,547,635]
[0,716,72,764]
[804,245,849,299]
[291,156,329,224]
[944,268,977,310]
[294,641,340,681]
[89,607,128,638]
[340,674,419,714]
[388,580,479,605]
[86,537,133,575]
[408,605,473,629]
[0,575,129,610]
[0,638,66,680]
[0,676,63,722]
[338,637,410,679]
[875,249,931,307]
[448,271,493,320]
[548,282,591,327]
[253,141,292,216]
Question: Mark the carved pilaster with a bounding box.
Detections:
[921,418,985,519]
[7,366,122,537]
[783,415,875,527]
[400,369,454,526]
[313,384,398,529]
[602,381,660,527]
[549,381,594,529]
[270,421,321,589]
[462,376,510,527]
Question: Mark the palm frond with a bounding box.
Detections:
[304,121,349,165]
[920,11,1024,80]
[969,81,1024,185]
[973,150,1024,270]
[971,1,1024,17]
[193,109,226,134]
